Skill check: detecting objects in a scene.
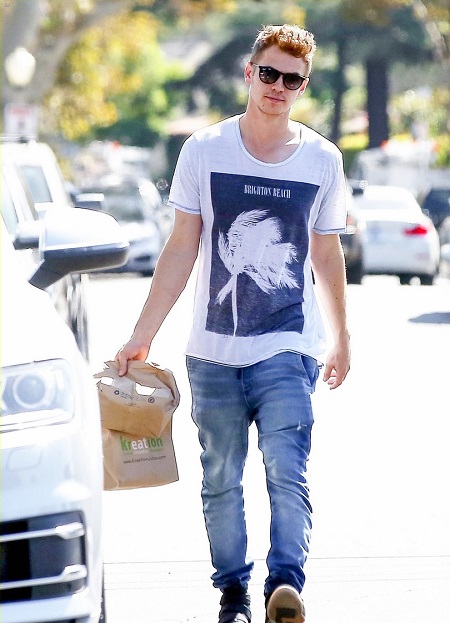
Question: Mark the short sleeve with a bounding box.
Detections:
[313,149,347,235]
[167,136,201,215]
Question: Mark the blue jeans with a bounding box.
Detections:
[186,351,319,597]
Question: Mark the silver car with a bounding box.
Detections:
[78,175,165,276]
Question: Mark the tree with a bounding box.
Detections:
[43,11,187,144]
[307,0,438,146]
[3,0,448,151]
[339,0,450,141]
[164,1,311,118]
[1,0,236,110]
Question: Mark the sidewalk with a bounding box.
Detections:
[104,554,450,622]
[97,276,450,623]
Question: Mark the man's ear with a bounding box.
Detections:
[244,61,252,85]
[297,78,309,98]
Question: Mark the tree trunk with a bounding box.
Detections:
[330,38,347,144]
[366,57,389,148]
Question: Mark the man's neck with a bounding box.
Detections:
[239,111,301,164]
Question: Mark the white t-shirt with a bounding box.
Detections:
[168,115,347,366]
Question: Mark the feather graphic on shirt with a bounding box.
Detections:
[216,209,299,335]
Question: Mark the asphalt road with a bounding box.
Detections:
[86,273,450,623]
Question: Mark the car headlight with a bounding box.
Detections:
[1,359,75,432]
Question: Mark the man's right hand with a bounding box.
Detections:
[115,338,151,377]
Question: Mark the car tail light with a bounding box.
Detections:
[346,213,357,227]
[404,224,429,236]
[345,212,358,234]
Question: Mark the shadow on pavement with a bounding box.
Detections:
[409,312,450,324]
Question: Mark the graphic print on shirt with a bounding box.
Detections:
[207,172,319,337]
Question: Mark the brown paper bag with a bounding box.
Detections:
[94,360,180,438]
[94,360,180,490]
[102,424,178,490]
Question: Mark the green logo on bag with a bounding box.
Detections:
[120,435,163,453]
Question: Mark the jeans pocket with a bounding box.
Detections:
[300,355,320,393]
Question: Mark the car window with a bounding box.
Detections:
[1,174,19,235]
[362,199,406,210]
[356,193,420,212]
[101,187,145,222]
[19,164,52,203]
[424,190,450,211]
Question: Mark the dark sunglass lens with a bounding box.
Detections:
[259,67,279,84]
[284,74,303,90]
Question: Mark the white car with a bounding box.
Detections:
[438,216,450,279]
[2,139,73,217]
[354,184,440,285]
[77,175,165,276]
[1,208,128,623]
[2,138,91,359]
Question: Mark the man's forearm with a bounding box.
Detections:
[311,243,349,344]
[131,242,198,345]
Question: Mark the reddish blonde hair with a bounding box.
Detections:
[250,24,316,73]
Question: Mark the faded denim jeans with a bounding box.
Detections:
[186,351,319,597]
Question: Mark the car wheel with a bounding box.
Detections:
[419,274,435,286]
[399,274,411,285]
[346,262,364,285]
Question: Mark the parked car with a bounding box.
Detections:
[2,160,40,274]
[340,184,365,284]
[353,184,440,285]
[2,139,73,216]
[77,175,165,275]
[438,215,450,279]
[2,138,91,359]
[1,207,128,623]
[418,186,450,231]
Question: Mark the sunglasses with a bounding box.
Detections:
[252,64,309,91]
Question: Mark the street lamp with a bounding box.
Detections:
[4,46,36,88]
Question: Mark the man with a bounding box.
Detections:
[116,24,351,623]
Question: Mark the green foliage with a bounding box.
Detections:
[34,0,448,155]
[390,85,449,137]
[434,134,450,168]
[43,10,188,144]
[340,0,411,25]
[338,133,369,173]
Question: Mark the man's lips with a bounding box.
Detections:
[265,94,285,103]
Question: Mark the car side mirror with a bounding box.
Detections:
[74,192,105,211]
[29,207,129,290]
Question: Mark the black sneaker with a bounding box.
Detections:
[218,586,251,623]
[265,585,305,623]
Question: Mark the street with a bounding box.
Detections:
[86,273,450,623]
